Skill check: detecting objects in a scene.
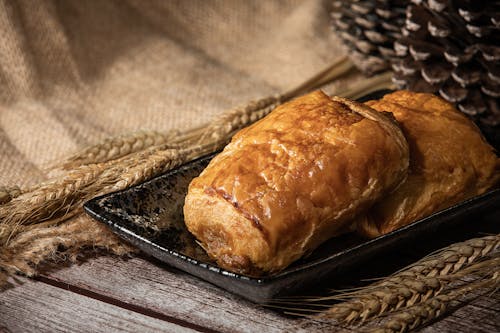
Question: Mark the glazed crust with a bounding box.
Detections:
[183,91,409,275]
[357,91,500,238]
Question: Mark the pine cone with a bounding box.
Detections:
[392,0,500,128]
[331,0,409,75]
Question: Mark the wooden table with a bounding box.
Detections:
[1,252,498,333]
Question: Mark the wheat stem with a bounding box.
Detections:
[57,122,213,171]
[58,130,173,170]
[200,57,355,144]
[334,71,394,100]
[0,137,223,247]
[0,214,135,284]
[313,234,499,324]
[281,56,354,100]
[372,260,500,333]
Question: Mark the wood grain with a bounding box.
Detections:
[41,255,347,333]
[419,295,500,333]
[0,276,195,333]
[39,254,500,333]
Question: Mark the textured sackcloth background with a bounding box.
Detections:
[0,0,362,189]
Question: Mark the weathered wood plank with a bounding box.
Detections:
[0,276,196,333]
[419,295,500,333]
[42,255,349,333]
[43,255,499,333]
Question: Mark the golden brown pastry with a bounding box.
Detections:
[183,91,409,275]
[356,91,500,238]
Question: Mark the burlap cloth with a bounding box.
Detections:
[0,0,360,188]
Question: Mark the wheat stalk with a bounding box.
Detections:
[200,56,355,143]
[103,141,218,193]
[371,259,500,333]
[311,234,499,324]
[200,95,283,143]
[59,130,173,169]
[0,213,135,288]
[0,164,106,245]
[200,68,393,145]
[334,71,394,100]
[57,124,211,171]
[0,141,220,246]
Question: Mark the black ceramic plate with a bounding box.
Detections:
[84,90,500,303]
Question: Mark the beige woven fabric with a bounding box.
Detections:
[0,0,356,188]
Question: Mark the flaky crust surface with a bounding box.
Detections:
[357,91,500,238]
[184,91,409,274]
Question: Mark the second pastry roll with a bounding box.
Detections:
[184,91,409,275]
[356,91,500,238]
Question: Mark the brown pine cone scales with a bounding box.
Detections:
[331,0,409,75]
[392,0,500,127]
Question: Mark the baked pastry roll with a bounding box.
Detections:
[357,91,500,238]
[184,91,409,275]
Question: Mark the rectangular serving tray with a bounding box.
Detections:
[84,91,500,303]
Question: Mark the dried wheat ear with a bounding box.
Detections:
[279,234,499,332]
